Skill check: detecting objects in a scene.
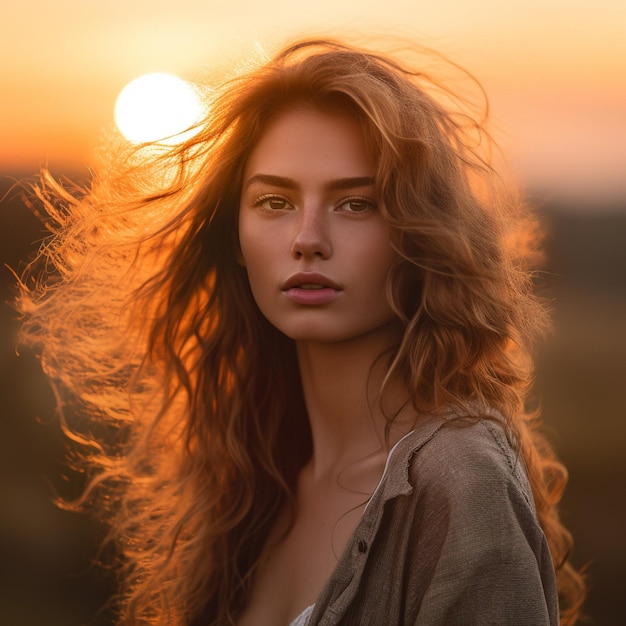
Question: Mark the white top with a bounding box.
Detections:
[290,604,314,626]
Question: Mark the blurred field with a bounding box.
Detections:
[1,176,625,625]
[535,207,626,625]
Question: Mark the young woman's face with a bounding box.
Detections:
[238,107,398,344]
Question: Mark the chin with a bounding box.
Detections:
[279,320,401,346]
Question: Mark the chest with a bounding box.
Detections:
[236,487,371,626]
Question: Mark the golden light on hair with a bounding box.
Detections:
[114,73,204,144]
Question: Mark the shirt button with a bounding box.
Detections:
[357,539,368,554]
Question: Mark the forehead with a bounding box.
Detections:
[243,108,375,181]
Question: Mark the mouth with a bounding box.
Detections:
[297,283,327,290]
[282,272,342,291]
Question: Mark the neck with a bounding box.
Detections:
[295,322,414,481]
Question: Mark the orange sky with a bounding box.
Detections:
[2,0,625,201]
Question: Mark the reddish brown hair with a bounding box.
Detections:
[18,38,585,624]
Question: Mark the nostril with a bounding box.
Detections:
[291,229,332,260]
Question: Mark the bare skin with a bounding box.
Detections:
[237,324,414,626]
[237,109,416,626]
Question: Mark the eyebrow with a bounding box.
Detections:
[244,173,375,192]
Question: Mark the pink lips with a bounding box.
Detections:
[282,272,342,305]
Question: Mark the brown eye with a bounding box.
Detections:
[268,199,286,210]
[255,196,290,211]
[339,198,375,213]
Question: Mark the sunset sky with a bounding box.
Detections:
[2,0,625,202]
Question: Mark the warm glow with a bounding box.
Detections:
[114,73,204,144]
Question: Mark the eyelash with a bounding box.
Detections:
[338,197,376,213]
[251,194,290,211]
[252,194,376,213]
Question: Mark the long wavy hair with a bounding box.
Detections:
[17,38,585,624]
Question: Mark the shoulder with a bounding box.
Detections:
[381,415,545,557]
[381,417,558,624]
[411,414,517,469]
[391,416,551,581]
[398,416,535,512]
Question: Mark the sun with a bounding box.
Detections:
[114,73,205,144]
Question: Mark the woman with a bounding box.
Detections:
[18,38,586,624]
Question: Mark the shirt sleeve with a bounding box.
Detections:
[408,420,559,626]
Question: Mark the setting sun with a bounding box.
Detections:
[114,73,204,144]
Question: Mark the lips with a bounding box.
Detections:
[282,272,342,291]
[281,272,343,305]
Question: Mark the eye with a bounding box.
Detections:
[338,197,376,213]
[254,195,291,211]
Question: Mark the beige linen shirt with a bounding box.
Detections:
[303,415,558,625]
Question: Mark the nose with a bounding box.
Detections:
[291,207,332,260]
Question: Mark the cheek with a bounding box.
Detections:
[360,235,397,282]
[238,210,278,269]
[239,234,269,275]
[237,216,259,269]
[238,232,275,302]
